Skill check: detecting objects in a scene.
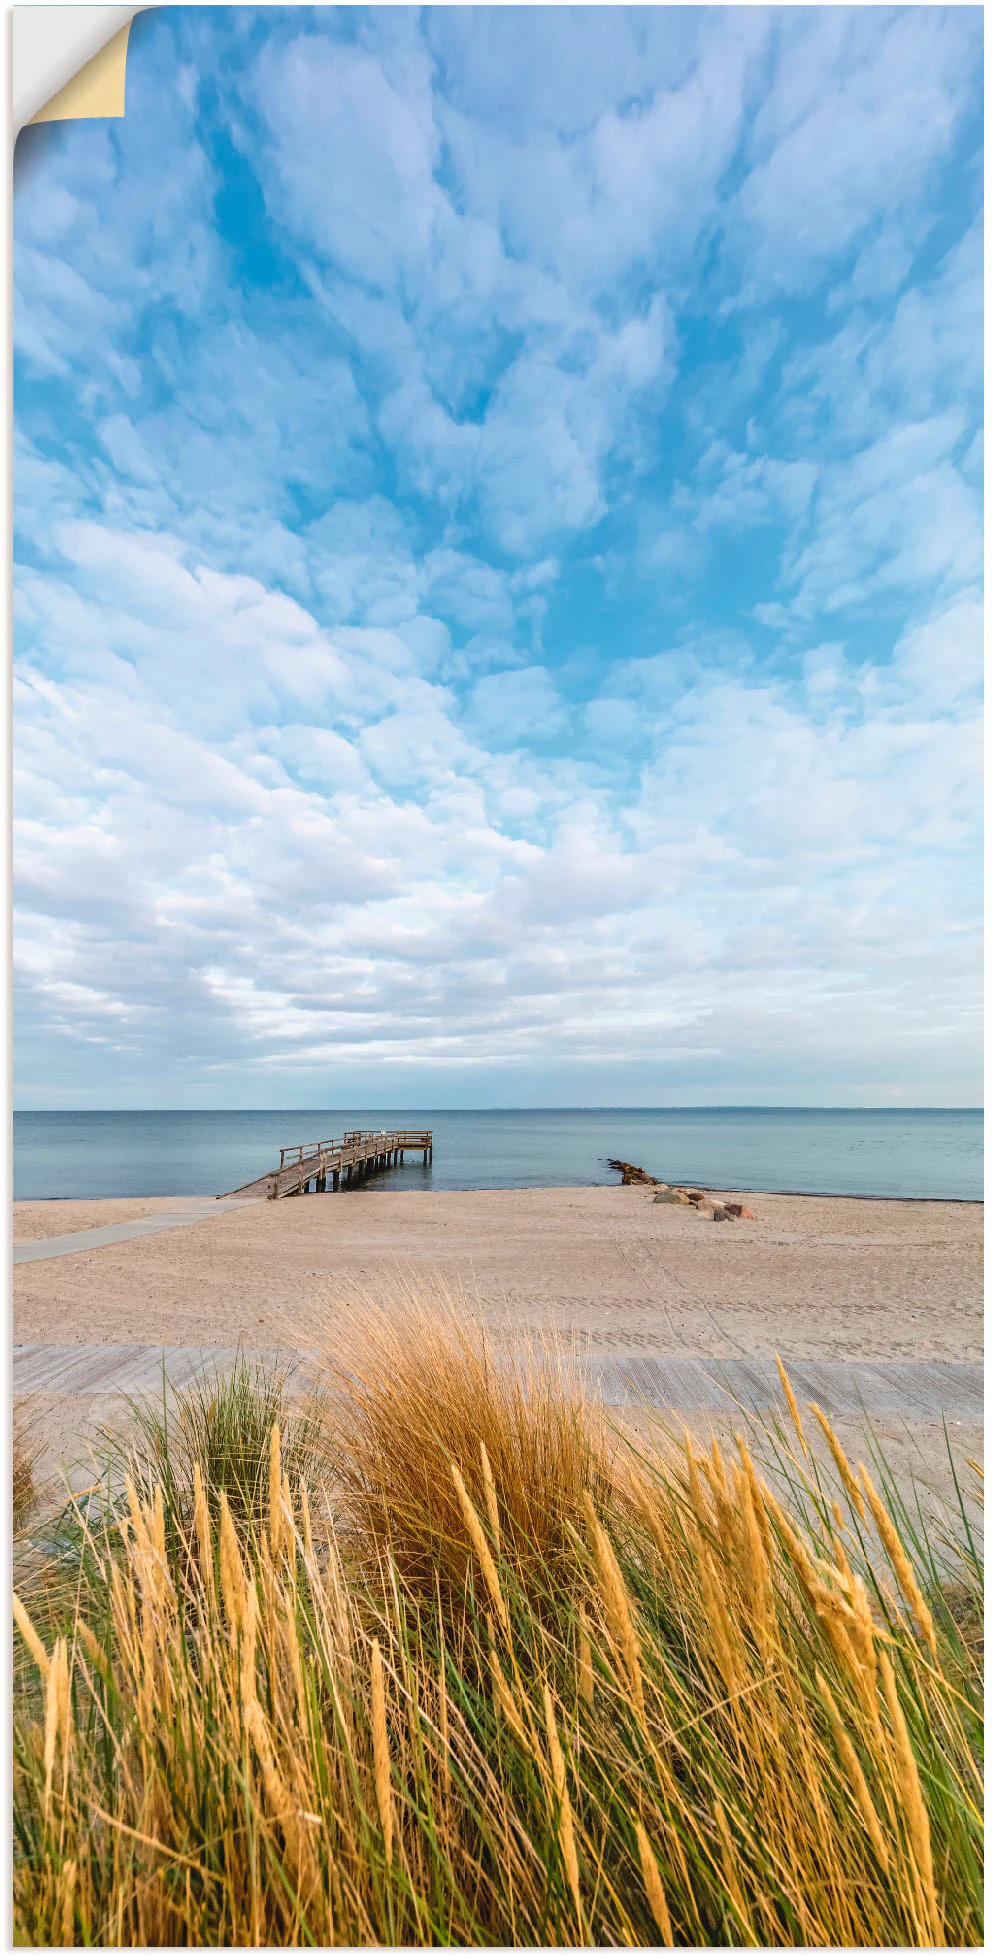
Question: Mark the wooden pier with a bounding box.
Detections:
[223,1129,432,1201]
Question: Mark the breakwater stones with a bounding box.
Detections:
[607,1159,755,1220]
[607,1158,662,1185]
[655,1188,757,1220]
[655,1189,756,1221]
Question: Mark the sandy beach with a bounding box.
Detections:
[15,1182,981,1360]
[14,1183,983,1511]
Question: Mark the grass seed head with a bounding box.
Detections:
[452,1461,511,1642]
[635,1819,674,1945]
[808,1404,866,1519]
[775,1355,807,1453]
[542,1682,582,1924]
[583,1490,645,1720]
[369,1636,395,1866]
[859,1465,937,1660]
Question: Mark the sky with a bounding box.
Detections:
[13,4,983,1110]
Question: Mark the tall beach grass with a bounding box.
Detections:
[13,1407,41,1531]
[13,1299,983,1945]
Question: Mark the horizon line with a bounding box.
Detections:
[13,1104,984,1117]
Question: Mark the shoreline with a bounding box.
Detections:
[15,1180,984,1207]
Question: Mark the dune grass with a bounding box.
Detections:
[13,1407,41,1530]
[12,1303,984,1946]
[95,1348,331,1536]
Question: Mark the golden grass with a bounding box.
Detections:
[12,1304,984,1946]
[13,1405,41,1530]
[318,1289,604,1598]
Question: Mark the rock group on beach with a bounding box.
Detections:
[607,1159,755,1221]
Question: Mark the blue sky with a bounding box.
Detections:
[13,5,983,1108]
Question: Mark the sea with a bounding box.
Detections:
[12,1107,983,1203]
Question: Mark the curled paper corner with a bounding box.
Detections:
[13,6,142,135]
[31,20,133,124]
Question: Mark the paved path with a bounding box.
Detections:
[13,1201,259,1266]
[11,1343,983,1418]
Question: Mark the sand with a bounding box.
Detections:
[14,1185,982,1510]
[14,1183,982,1362]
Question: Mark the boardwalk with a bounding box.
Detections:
[225,1129,433,1200]
[11,1343,983,1419]
[13,1200,258,1265]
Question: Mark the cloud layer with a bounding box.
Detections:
[13,6,982,1107]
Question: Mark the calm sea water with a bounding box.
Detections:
[12,1108,983,1202]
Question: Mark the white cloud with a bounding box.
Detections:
[466,666,569,748]
[734,8,979,294]
[14,515,981,1102]
[782,416,980,619]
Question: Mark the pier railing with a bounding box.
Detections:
[222,1130,433,1200]
[278,1130,432,1169]
[249,1129,434,1199]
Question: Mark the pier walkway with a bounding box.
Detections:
[225,1129,433,1201]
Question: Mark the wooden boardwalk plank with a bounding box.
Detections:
[12,1344,983,1419]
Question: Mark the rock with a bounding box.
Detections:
[653,1189,688,1205]
[711,1205,729,1222]
[608,1158,661,1185]
[739,1205,756,1220]
[695,1207,715,1221]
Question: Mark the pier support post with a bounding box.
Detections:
[332,1168,340,1192]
